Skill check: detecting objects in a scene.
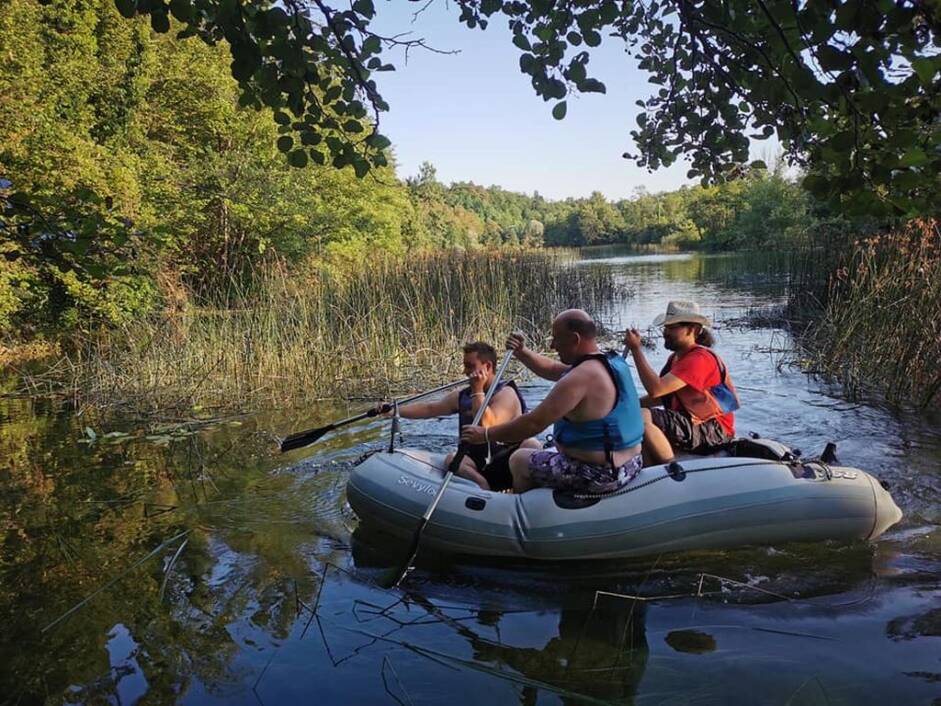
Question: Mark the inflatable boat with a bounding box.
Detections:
[345,439,903,560]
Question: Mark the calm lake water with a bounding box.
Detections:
[2,252,940,705]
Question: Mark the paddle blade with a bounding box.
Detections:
[279,406,388,454]
[279,425,333,452]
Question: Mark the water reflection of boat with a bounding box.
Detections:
[346,440,902,561]
[465,591,649,705]
[360,582,652,705]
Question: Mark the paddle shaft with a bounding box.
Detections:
[280,377,467,452]
[386,349,515,587]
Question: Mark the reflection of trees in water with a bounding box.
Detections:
[604,252,794,301]
[887,607,941,642]
[7,383,940,704]
[0,416,346,704]
[655,252,794,298]
[884,605,941,705]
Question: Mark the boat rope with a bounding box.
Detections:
[571,460,794,500]
[379,449,828,502]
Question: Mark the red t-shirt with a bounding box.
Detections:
[665,347,735,436]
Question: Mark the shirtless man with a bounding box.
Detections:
[461,311,644,494]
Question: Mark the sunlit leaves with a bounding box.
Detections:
[112,0,396,178]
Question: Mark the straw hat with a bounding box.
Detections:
[651,300,711,328]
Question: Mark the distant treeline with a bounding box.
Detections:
[1,0,811,340]
[420,163,814,251]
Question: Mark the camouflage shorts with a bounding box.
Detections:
[528,451,643,494]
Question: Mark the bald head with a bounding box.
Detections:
[550,309,600,364]
[554,309,598,339]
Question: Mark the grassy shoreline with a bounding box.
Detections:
[8,228,939,417]
[7,249,628,417]
[787,219,941,409]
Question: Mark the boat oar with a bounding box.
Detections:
[379,348,515,588]
[279,378,467,452]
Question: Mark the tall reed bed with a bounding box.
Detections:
[62,249,627,414]
[792,219,941,407]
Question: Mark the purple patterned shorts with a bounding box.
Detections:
[528,451,643,494]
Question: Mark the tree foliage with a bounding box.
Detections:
[409,164,813,252]
[0,0,846,340]
[107,0,941,217]
[0,0,412,332]
[619,0,941,218]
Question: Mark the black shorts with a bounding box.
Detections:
[474,444,520,491]
[650,408,731,454]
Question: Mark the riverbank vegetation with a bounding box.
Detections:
[789,220,941,408]
[422,162,814,251]
[0,0,802,349]
[19,250,626,415]
[2,0,940,411]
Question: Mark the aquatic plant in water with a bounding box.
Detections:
[792,219,941,408]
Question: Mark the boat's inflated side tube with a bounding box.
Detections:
[345,445,903,560]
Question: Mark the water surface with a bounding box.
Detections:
[2,251,939,705]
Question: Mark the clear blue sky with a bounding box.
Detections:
[370,1,776,200]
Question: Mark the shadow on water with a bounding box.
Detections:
[2,251,941,704]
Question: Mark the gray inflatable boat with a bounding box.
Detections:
[346,439,903,560]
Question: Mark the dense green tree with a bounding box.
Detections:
[0,0,157,332]
[0,0,412,331]
[522,219,545,247]
[687,183,746,248]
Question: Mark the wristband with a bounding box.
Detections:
[470,392,485,398]
[484,427,490,445]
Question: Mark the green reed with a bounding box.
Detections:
[790,219,941,407]
[59,249,628,415]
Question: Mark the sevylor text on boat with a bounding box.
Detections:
[345,438,902,560]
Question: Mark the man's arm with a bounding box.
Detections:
[474,387,520,428]
[507,333,569,381]
[624,329,687,398]
[397,390,459,419]
[479,370,587,443]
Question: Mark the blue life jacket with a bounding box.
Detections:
[458,380,528,468]
[553,351,644,453]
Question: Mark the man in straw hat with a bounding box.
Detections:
[624,301,739,465]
